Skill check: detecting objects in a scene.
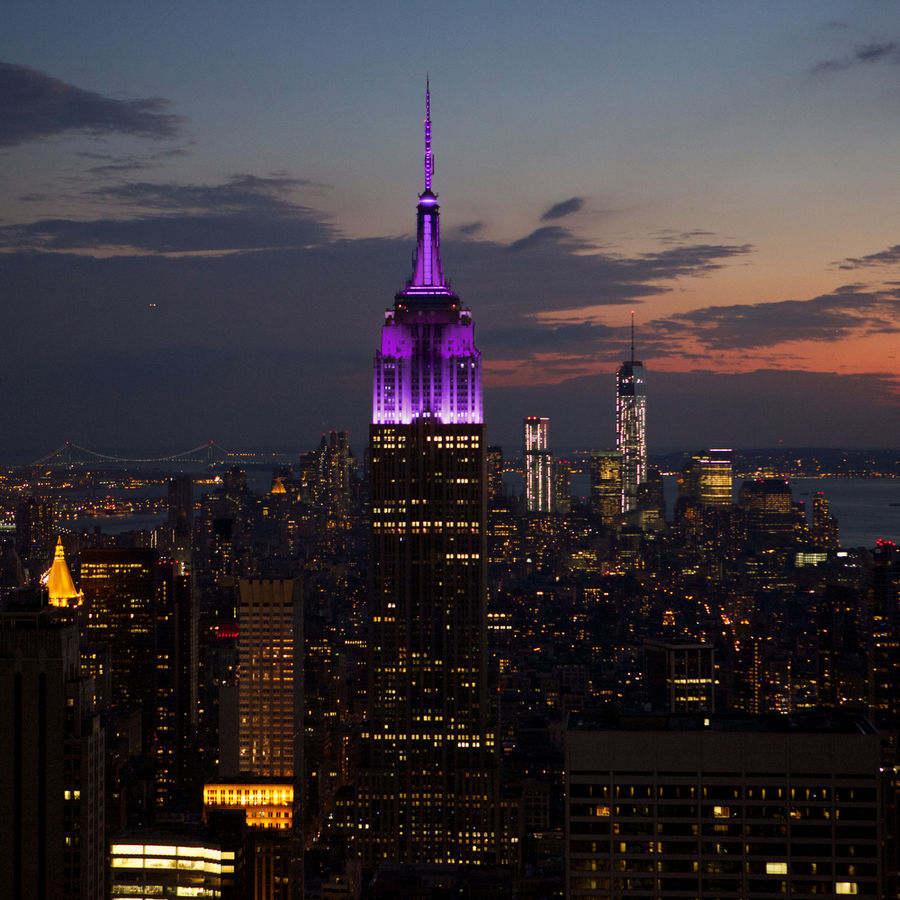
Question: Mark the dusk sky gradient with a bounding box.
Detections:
[3,1,900,457]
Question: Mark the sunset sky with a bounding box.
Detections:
[3,1,900,457]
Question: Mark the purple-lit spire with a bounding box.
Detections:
[424,76,434,192]
[404,81,449,294]
[372,83,483,426]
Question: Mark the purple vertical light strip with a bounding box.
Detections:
[423,215,432,283]
[424,79,433,192]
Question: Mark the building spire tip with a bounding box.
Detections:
[424,79,433,192]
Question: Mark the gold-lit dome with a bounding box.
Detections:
[271,476,287,495]
[43,536,83,607]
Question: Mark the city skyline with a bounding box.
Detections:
[3,2,900,455]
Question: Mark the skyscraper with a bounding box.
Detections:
[679,449,733,507]
[362,84,495,866]
[79,548,158,720]
[616,314,647,512]
[154,561,198,808]
[235,577,304,899]
[523,416,552,513]
[590,450,623,526]
[0,608,105,900]
[237,578,302,780]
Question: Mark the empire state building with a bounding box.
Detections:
[359,85,496,867]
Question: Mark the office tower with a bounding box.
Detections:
[315,430,356,553]
[0,607,105,900]
[363,85,495,866]
[79,548,158,720]
[635,465,666,528]
[109,833,241,899]
[869,541,900,729]
[817,583,866,708]
[738,478,795,548]
[643,640,715,712]
[15,494,54,563]
[318,430,355,516]
[167,474,194,532]
[566,711,888,899]
[553,458,572,514]
[487,445,504,502]
[590,451,623,526]
[167,474,193,572]
[236,577,304,899]
[679,449,733,507]
[812,491,840,549]
[238,578,303,779]
[524,416,552,513]
[154,561,198,809]
[616,314,647,512]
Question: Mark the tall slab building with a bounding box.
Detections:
[616,315,647,512]
[360,85,496,867]
[523,416,552,513]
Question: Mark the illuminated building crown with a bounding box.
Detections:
[372,83,483,426]
[43,536,83,607]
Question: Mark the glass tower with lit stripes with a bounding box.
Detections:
[616,314,647,512]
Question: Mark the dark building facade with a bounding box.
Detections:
[79,547,158,720]
[566,712,890,899]
[0,608,105,900]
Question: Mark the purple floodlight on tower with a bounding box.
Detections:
[372,83,483,426]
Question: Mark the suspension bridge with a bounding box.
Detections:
[32,441,239,468]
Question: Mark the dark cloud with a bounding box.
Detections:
[450,231,750,320]
[811,40,900,74]
[622,244,752,280]
[0,225,892,456]
[480,321,616,362]
[838,244,900,269]
[652,286,900,351]
[0,61,184,146]
[89,174,309,213]
[0,175,770,455]
[506,225,592,253]
[0,175,329,253]
[87,159,154,176]
[654,228,717,245]
[456,221,484,235]
[540,197,584,221]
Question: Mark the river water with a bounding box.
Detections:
[789,478,900,549]
[69,476,899,550]
[657,476,900,549]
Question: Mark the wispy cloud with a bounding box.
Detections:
[456,221,484,236]
[506,225,593,253]
[837,244,900,269]
[540,196,584,221]
[811,40,900,74]
[0,61,183,147]
[652,286,900,351]
[0,175,329,253]
[89,174,310,214]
